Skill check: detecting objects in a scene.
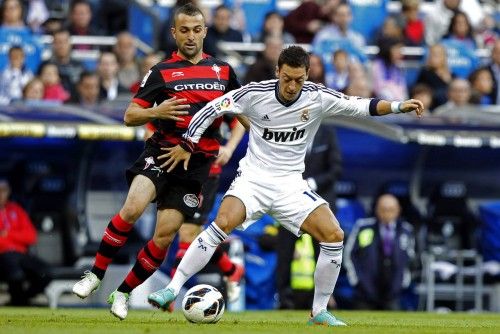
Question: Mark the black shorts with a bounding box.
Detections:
[188,174,220,225]
[126,140,213,218]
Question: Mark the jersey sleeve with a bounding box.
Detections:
[132,65,165,108]
[184,84,253,144]
[319,85,372,117]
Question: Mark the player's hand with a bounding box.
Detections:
[214,145,234,166]
[400,99,424,117]
[159,145,191,172]
[155,97,190,121]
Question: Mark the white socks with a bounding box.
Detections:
[168,222,227,295]
[312,241,343,316]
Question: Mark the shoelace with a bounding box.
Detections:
[80,270,93,280]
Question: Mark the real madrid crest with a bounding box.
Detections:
[300,109,310,122]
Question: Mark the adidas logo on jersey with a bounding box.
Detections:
[261,114,271,121]
[262,127,305,142]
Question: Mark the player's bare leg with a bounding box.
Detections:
[300,204,346,326]
[110,208,184,319]
[73,175,156,299]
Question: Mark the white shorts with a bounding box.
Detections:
[224,168,328,236]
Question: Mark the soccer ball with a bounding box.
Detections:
[181,284,225,323]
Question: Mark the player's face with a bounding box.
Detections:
[276,64,308,102]
[172,13,207,62]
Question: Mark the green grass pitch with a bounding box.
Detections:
[0,308,499,334]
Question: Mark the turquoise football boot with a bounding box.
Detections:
[307,310,347,326]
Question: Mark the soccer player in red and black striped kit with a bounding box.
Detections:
[144,117,245,308]
[73,3,245,320]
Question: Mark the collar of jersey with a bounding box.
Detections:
[171,51,210,63]
[275,81,302,107]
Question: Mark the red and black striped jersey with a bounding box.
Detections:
[132,52,241,156]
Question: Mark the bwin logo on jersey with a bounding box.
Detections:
[262,127,305,142]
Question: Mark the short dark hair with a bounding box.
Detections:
[278,46,310,72]
[8,45,23,55]
[79,70,98,83]
[70,0,90,12]
[173,3,205,26]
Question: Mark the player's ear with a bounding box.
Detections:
[275,65,279,78]
[171,27,176,40]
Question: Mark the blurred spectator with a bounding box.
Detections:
[475,13,498,49]
[325,49,349,91]
[38,61,70,103]
[410,84,433,113]
[345,194,415,310]
[396,0,424,46]
[345,78,372,98]
[415,44,453,109]
[486,39,500,105]
[308,54,326,85]
[313,3,366,51]
[26,0,49,33]
[434,78,472,114]
[255,11,294,44]
[21,77,44,102]
[204,5,243,57]
[375,16,403,46]
[348,62,367,82]
[469,67,494,106]
[425,0,484,45]
[284,0,339,44]
[97,51,128,101]
[345,62,372,97]
[443,11,476,50]
[130,52,163,94]
[243,35,282,83]
[371,37,407,101]
[65,0,101,50]
[0,0,25,28]
[41,16,64,35]
[46,28,85,98]
[424,0,461,46]
[0,178,51,306]
[113,32,140,90]
[0,46,33,104]
[67,70,100,107]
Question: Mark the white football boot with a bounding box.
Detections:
[108,290,130,320]
[72,271,101,298]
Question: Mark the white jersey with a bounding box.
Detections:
[185,79,373,175]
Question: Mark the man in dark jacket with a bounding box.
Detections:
[344,193,415,310]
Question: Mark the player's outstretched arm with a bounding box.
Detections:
[158,145,192,172]
[123,97,190,126]
[375,99,424,117]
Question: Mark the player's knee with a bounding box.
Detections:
[214,215,233,234]
[119,206,141,223]
[324,226,344,243]
[153,231,176,249]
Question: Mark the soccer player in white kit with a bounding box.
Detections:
[148,46,424,326]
